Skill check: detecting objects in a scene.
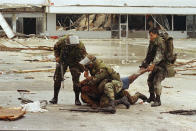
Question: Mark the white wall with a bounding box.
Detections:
[46,13,56,33]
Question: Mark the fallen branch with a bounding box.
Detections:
[180,73,196,76]
[12,68,55,73]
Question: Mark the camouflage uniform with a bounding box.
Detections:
[85,59,122,103]
[140,36,168,106]
[51,36,87,105]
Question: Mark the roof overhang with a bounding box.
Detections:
[45,0,196,15]
[46,6,196,15]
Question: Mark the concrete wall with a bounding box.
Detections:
[46,13,56,33]
[44,30,111,39]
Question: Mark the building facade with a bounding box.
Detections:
[1,0,196,39]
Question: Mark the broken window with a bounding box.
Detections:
[56,14,112,31]
[174,15,186,31]
[56,14,82,31]
[111,14,120,38]
[128,15,145,30]
[146,15,172,30]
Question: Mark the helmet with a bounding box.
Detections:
[66,35,79,45]
[79,55,96,65]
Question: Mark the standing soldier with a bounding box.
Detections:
[140,28,176,107]
[50,35,87,105]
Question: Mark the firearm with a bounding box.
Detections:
[59,107,116,114]
[55,62,64,89]
[60,62,64,88]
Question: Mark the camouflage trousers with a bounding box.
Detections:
[54,63,81,93]
[147,65,167,96]
[104,80,123,101]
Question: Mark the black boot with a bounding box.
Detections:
[147,93,155,103]
[151,95,161,107]
[115,96,130,109]
[75,92,81,106]
[136,92,147,102]
[100,100,116,114]
[49,86,60,104]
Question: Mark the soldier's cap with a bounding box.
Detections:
[68,35,79,45]
[79,55,96,66]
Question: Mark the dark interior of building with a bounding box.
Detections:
[23,18,36,35]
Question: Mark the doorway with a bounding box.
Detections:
[23,18,36,35]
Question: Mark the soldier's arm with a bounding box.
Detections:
[90,68,109,85]
[79,41,88,56]
[54,38,65,57]
[140,42,157,68]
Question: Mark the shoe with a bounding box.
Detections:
[147,93,155,103]
[115,96,130,109]
[49,97,58,104]
[151,95,161,107]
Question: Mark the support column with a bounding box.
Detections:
[172,15,174,31]
[12,14,17,33]
[193,15,196,37]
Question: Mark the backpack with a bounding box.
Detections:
[160,33,177,77]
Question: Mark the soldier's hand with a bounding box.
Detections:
[84,71,89,78]
[56,57,60,62]
[147,64,155,72]
[139,67,146,72]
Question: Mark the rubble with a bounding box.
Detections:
[0,107,26,121]
[12,68,55,73]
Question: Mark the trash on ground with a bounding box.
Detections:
[21,101,48,113]
[0,107,26,121]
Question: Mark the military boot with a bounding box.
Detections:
[49,87,60,104]
[151,95,161,107]
[147,93,155,103]
[100,100,116,114]
[75,92,81,106]
[115,96,130,109]
[136,92,147,102]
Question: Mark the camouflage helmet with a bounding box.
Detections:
[79,54,96,66]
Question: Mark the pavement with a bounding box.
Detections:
[0,38,196,131]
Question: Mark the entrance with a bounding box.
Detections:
[23,18,36,35]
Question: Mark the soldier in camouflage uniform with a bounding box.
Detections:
[79,65,150,108]
[50,35,87,105]
[79,55,130,113]
[140,28,176,107]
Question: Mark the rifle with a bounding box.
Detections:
[60,63,64,88]
[59,107,116,114]
[160,109,196,115]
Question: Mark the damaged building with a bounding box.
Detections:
[0,0,196,39]
[0,0,46,35]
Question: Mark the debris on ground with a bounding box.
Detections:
[174,59,196,76]
[21,101,48,113]
[12,68,55,73]
[0,107,26,121]
[17,90,36,104]
[163,86,174,88]
[24,76,34,79]
[161,109,196,115]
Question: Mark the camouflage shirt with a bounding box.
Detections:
[54,36,87,64]
[87,59,120,86]
[140,36,166,68]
